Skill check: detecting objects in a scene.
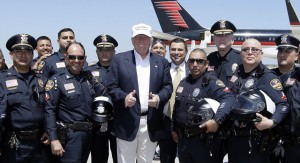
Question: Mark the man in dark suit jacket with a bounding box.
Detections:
[106,23,172,163]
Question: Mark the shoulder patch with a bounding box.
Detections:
[270,79,282,90]
[216,80,225,87]
[45,80,54,91]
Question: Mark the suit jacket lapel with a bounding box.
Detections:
[149,53,158,92]
[125,50,139,97]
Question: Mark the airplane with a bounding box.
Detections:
[151,0,300,59]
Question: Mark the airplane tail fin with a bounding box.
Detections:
[285,0,300,36]
[151,0,205,33]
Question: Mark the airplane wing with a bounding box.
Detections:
[152,30,188,41]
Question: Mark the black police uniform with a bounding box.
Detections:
[278,34,300,163]
[280,69,300,163]
[45,70,107,163]
[41,51,88,78]
[207,48,241,86]
[86,34,118,163]
[208,20,241,86]
[172,72,235,163]
[0,33,49,163]
[227,63,289,163]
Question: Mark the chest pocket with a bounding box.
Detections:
[65,90,81,109]
[6,88,23,106]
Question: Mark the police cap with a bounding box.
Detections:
[210,20,236,35]
[275,34,300,49]
[6,34,37,51]
[93,34,118,48]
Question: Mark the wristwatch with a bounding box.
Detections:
[213,117,223,125]
[271,119,278,128]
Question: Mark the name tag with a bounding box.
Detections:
[6,79,18,89]
[56,62,66,68]
[92,71,100,77]
[64,83,75,91]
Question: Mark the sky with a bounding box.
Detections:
[0,0,299,65]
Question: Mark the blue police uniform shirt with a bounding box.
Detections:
[228,63,289,124]
[42,51,88,78]
[0,67,47,130]
[42,51,66,78]
[207,48,241,86]
[172,72,235,130]
[85,62,109,86]
[45,70,107,140]
[281,68,300,135]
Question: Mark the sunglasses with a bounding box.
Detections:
[67,55,85,60]
[188,58,207,65]
[241,47,262,54]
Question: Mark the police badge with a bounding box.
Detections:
[245,79,254,88]
[192,88,200,98]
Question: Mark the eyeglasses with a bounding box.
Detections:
[278,47,297,54]
[188,58,207,65]
[241,47,262,54]
[67,55,85,60]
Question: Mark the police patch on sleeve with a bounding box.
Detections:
[38,79,44,88]
[45,80,54,91]
[216,80,225,87]
[270,79,283,90]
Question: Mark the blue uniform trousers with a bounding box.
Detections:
[58,129,91,163]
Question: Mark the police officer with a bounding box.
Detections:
[272,35,300,76]
[86,34,118,163]
[207,20,242,86]
[270,35,300,163]
[172,48,235,163]
[0,34,49,163]
[45,42,107,162]
[40,28,88,78]
[227,38,289,163]
[279,36,300,163]
[32,36,53,73]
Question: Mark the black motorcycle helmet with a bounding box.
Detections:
[186,98,219,128]
[230,89,275,122]
[91,96,113,123]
